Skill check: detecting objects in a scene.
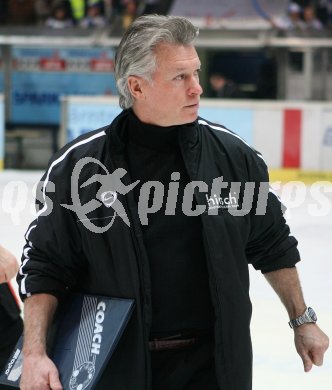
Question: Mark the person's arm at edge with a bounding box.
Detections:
[0,244,19,284]
[20,293,63,390]
[264,266,329,372]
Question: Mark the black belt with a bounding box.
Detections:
[149,337,196,351]
[149,330,213,351]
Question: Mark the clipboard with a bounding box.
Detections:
[0,293,135,389]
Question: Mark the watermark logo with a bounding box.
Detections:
[61,157,139,233]
[1,157,332,230]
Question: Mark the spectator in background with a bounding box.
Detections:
[45,1,74,28]
[209,72,243,98]
[80,2,106,28]
[303,4,324,30]
[0,245,23,390]
[35,1,72,25]
[281,2,306,31]
[122,0,137,29]
[69,0,85,24]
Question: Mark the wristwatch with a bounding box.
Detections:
[288,307,317,329]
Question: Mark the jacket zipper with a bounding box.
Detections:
[178,131,228,389]
[112,153,152,389]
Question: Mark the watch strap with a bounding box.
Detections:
[288,307,317,329]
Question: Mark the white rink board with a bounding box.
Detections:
[253,108,283,168]
[0,170,331,389]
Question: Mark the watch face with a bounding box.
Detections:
[308,307,317,322]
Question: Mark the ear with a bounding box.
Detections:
[127,76,145,101]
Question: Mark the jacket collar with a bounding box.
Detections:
[105,109,201,179]
[178,118,201,181]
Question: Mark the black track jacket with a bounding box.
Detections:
[17,109,300,390]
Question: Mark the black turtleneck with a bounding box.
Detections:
[126,110,214,338]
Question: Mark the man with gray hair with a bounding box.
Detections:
[18,14,328,390]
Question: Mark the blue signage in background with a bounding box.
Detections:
[67,100,121,142]
[199,106,254,145]
[63,98,254,147]
[11,47,118,125]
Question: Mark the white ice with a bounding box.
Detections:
[0,170,331,389]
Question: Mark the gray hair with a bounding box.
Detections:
[115,14,199,109]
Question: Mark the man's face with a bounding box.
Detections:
[134,43,203,126]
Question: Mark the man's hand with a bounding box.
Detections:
[294,323,329,372]
[264,267,329,371]
[20,353,62,390]
[21,294,60,390]
[0,244,19,284]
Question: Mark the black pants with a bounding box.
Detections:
[151,339,220,390]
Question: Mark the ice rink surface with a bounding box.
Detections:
[0,170,331,389]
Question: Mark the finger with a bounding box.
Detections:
[49,370,63,390]
[301,351,313,372]
[310,350,324,367]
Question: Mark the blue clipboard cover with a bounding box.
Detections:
[0,293,135,389]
